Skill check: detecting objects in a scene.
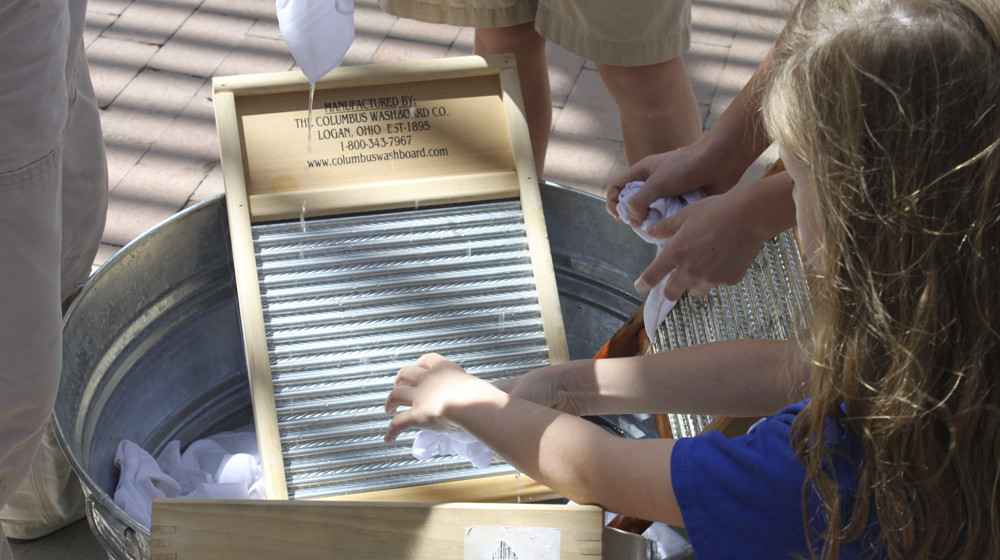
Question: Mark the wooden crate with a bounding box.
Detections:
[150,499,607,560]
[213,55,568,502]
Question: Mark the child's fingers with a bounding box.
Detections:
[393,353,447,386]
[392,371,416,388]
[634,251,677,294]
[384,385,415,415]
[661,269,693,302]
[647,211,684,239]
[395,360,438,385]
[607,167,652,219]
[416,352,447,368]
[605,184,625,220]
[384,410,413,442]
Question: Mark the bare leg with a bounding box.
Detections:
[475,22,550,176]
[597,57,702,165]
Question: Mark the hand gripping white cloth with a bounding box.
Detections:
[276,0,355,84]
[614,181,706,340]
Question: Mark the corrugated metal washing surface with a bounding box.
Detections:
[652,229,810,438]
[253,199,550,499]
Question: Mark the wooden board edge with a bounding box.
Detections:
[247,171,521,222]
[213,91,289,500]
[213,54,517,98]
[498,67,570,365]
[150,499,604,560]
[309,471,560,504]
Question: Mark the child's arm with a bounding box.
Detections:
[384,353,685,526]
[496,339,808,419]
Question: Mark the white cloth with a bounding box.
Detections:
[113,426,264,527]
[277,0,355,84]
[559,503,690,560]
[642,522,694,560]
[615,181,706,340]
[412,430,495,469]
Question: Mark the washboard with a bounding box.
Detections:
[213,55,568,502]
[655,227,810,437]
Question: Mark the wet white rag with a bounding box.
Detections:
[412,429,495,469]
[615,181,706,339]
[277,0,355,84]
[113,425,264,527]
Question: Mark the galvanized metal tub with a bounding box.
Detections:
[54,182,657,559]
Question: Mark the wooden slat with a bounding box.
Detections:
[500,65,569,366]
[150,499,604,560]
[313,472,557,504]
[247,170,520,221]
[213,56,508,98]
[213,91,289,500]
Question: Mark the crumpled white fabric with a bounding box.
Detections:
[276,0,355,84]
[596,507,693,560]
[615,181,706,339]
[412,429,495,469]
[113,425,264,527]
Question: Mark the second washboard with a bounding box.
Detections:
[653,228,810,437]
[213,56,568,501]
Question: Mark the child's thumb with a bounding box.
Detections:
[648,212,683,238]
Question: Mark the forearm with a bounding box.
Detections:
[542,339,808,418]
[694,48,777,194]
[384,355,685,524]
[446,387,684,525]
[728,170,797,241]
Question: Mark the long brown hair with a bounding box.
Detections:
[763,0,1000,558]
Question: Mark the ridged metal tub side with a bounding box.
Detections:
[54,183,655,560]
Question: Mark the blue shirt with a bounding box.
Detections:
[671,402,882,560]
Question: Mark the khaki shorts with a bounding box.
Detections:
[378,0,691,66]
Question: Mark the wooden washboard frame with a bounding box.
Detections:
[213,55,568,502]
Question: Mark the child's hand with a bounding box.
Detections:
[383,353,499,442]
[606,146,740,227]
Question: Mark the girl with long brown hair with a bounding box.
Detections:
[384,0,1000,557]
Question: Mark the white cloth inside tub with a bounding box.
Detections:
[113,424,264,527]
[614,181,706,340]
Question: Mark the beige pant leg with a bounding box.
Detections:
[0,155,62,559]
[0,147,64,560]
[0,427,85,541]
[0,0,108,545]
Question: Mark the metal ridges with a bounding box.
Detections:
[252,199,551,499]
[653,229,809,438]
